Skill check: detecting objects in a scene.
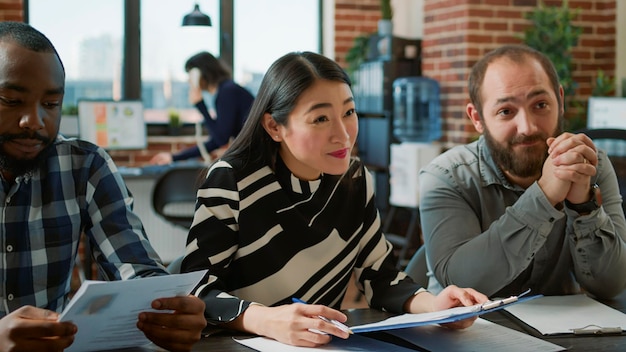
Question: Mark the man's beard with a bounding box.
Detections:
[483,123,562,179]
[0,132,54,177]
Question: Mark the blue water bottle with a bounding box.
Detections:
[392,77,441,142]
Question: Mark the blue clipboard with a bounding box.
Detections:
[351,289,541,333]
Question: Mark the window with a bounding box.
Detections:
[233,0,321,95]
[29,0,123,112]
[28,0,321,126]
[140,0,220,123]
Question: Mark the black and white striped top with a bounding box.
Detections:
[182,155,421,325]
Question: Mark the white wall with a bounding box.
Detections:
[392,0,424,39]
[323,0,335,59]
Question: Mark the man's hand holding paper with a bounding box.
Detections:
[137,295,206,352]
[0,306,77,352]
[58,270,207,352]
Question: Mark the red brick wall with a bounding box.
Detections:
[0,0,23,21]
[334,0,382,68]
[420,0,616,145]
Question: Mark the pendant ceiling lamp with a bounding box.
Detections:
[182,3,212,27]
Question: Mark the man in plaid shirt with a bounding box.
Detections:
[0,22,206,351]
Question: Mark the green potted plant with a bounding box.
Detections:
[345,34,371,81]
[380,0,393,20]
[345,0,394,82]
[378,0,393,36]
[521,0,583,130]
[168,109,182,136]
[62,104,79,116]
[592,69,616,97]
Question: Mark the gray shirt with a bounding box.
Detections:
[419,136,626,299]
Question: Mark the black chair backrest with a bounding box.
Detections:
[579,128,626,142]
[404,245,429,288]
[578,128,626,215]
[151,165,206,229]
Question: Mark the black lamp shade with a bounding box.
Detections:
[182,4,212,26]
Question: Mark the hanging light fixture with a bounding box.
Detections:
[182,3,212,27]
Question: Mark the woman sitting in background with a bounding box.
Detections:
[150,51,254,164]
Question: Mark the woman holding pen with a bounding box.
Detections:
[181,51,488,347]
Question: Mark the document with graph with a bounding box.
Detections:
[58,270,207,352]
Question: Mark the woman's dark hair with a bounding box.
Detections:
[223,51,351,170]
[0,21,64,74]
[184,51,231,87]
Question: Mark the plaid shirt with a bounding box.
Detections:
[0,136,167,316]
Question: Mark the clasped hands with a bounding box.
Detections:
[540,132,598,206]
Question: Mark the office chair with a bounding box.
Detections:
[578,128,626,215]
[403,245,429,289]
[383,206,421,270]
[152,165,207,273]
[152,165,207,229]
[579,128,626,142]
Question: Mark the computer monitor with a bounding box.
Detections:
[587,97,626,129]
[77,100,147,150]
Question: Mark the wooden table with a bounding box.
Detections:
[185,290,626,351]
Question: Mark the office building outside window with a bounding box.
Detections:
[28,0,320,126]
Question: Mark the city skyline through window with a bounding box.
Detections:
[29,0,320,124]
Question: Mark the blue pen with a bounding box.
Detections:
[292,298,354,334]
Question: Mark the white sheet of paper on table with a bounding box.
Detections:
[235,333,416,352]
[504,294,626,335]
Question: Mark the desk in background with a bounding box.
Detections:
[119,162,203,264]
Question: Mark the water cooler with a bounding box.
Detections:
[389,76,442,208]
[384,77,441,267]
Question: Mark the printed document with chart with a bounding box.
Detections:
[58,270,207,352]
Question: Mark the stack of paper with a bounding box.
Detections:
[504,294,626,335]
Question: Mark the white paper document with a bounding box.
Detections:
[58,270,208,352]
[235,334,417,352]
[504,294,626,335]
[389,318,565,351]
